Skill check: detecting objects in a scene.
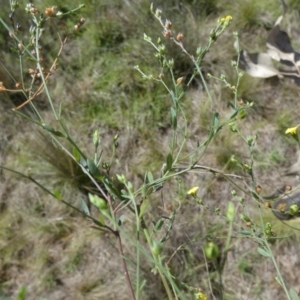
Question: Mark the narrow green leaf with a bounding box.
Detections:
[275,276,283,287]
[213,112,220,134]
[213,112,219,127]
[73,147,81,162]
[99,214,105,226]
[58,101,62,118]
[170,107,176,118]
[230,110,238,120]
[87,159,102,178]
[171,107,177,129]
[153,184,163,192]
[228,101,235,110]
[96,149,103,167]
[239,109,247,119]
[170,90,177,107]
[172,116,177,130]
[127,181,133,192]
[238,230,252,236]
[166,153,173,171]
[120,193,131,200]
[154,219,164,231]
[104,178,122,199]
[17,286,27,300]
[139,279,146,292]
[290,288,300,300]
[93,129,100,147]
[81,199,90,216]
[141,185,147,198]
[118,215,125,226]
[251,191,259,200]
[257,247,271,258]
[147,171,154,184]
[42,124,66,137]
[53,190,62,200]
[139,199,150,218]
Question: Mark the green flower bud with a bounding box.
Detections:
[227,202,235,222]
[290,204,300,215]
[204,242,220,260]
[229,122,237,133]
[241,214,251,222]
[210,29,216,41]
[151,241,163,256]
[88,194,108,210]
[93,129,100,147]
[154,219,164,231]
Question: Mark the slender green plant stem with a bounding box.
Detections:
[55,4,85,17]
[34,25,58,119]
[143,229,174,300]
[195,63,214,106]
[265,240,291,300]
[126,186,141,299]
[29,102,44,122]
[218,216,234,300]
[258,208,291,300]
[12,109,42,125]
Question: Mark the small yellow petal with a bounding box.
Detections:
[285,125,299,135]
[187,186,199,196]
[195,292,207,300]
[220,15,232,24]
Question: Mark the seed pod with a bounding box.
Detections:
[15,82,22,89]
[204,242,220,260]
[176,33,184,42]
[272,193,300,220]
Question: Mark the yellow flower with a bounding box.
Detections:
[220,15,233,23]
[187,186,199,197]
[194,292,207,300]
[285,125,299,135]
[285,125,300,141]
[225,15,233,22]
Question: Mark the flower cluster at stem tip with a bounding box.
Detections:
[220,15,233,23]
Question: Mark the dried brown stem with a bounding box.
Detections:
[116,231,136,300]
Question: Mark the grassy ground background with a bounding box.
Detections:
[1,0,300,299]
